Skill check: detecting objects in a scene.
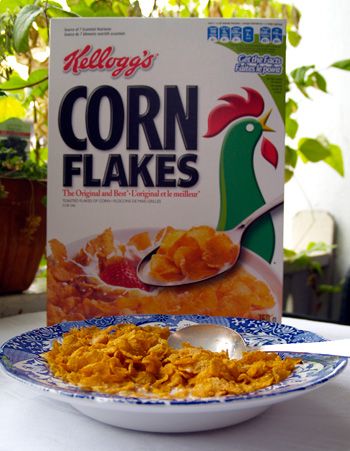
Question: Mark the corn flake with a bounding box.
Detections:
[150,226,239,282]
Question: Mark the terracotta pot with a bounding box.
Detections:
[0,178,47,294]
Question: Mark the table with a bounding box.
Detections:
[0,312,349,451]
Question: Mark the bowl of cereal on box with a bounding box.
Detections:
[46,227,281,325]
[0,315,347,432]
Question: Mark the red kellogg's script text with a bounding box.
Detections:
[63,45,158,78]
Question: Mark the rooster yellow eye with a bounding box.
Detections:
[246,123,255,132]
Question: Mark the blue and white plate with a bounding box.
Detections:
[0,315,347,432]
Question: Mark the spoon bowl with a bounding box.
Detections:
[168,324,350,359]
[137,194,284,287]
[168,324,247,359]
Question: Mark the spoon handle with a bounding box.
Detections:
[256,338,350,357]
[236,193,284,231]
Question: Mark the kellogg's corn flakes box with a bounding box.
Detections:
[47,18,286,325]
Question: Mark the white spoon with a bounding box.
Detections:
[167,324,350,359]
[137,194,283,287]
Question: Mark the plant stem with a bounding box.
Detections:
[0,76,48,91]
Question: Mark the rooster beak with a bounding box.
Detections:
[259,109,274,132]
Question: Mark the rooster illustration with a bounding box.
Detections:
[204,87,279,263]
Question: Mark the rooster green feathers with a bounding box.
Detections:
[204,87,279,263]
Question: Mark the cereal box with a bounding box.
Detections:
[47,18,286,325]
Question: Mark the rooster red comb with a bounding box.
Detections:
[203,87,265,138]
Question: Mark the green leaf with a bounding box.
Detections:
[290,65,315,84]
[67,0,105,16]
[285,145,298,168]
[306,71,327,93]
[284,248,297,258]
[0,0,19,13]
[36,24,50,45]
[0,73,26,91]
[331,59,350,71]
[13,5,44,53]
[112,0,131,16]
[324,143,344,176]
[297,136,344,176]
[38,146,48,162]
[46,5,79,18]
[0,96,26,121]
[305,241,334,253]
[298,138,331,162]
[284,168,294,183]
[290,5,301,27]
[285,116,298,139]
[310,261,322,274]
[0,0,34,14]
[220,2,235,18]
[291,67,327,96]
[29,80,48,100]
[28,68,48,84]
[285,98,298,117]
[66,0,134,17]
[285,145,298,182]
[179,6,191,17]
[295,84,310,98]
[287,30,301,47]
[283,241,334,273]
[317,283,343,294]
[0,69,48,91]
[66,0,87,14]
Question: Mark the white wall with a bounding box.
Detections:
[284,0,350,284]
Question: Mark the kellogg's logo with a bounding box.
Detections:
[63,45,158,79]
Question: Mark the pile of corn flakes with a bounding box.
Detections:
[44,324,300,399]
[150,226,239,282]
[47,228,275,325]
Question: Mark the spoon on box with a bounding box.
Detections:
[168,324,350,359]
[137,194,283,287]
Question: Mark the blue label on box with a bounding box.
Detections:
[219,26,230,42]
[272,27,283,44]
[231,26,242,42]
[260,26,271,43]
[243,26,254,43]
[207,26,218,41]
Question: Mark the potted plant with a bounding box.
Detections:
[0,5,49,293]
[0,118,47,293]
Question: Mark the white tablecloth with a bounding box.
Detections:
[0,312,349,451]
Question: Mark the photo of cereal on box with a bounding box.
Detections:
[47,18,286,325]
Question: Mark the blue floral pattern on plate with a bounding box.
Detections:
[0,315,347,406]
